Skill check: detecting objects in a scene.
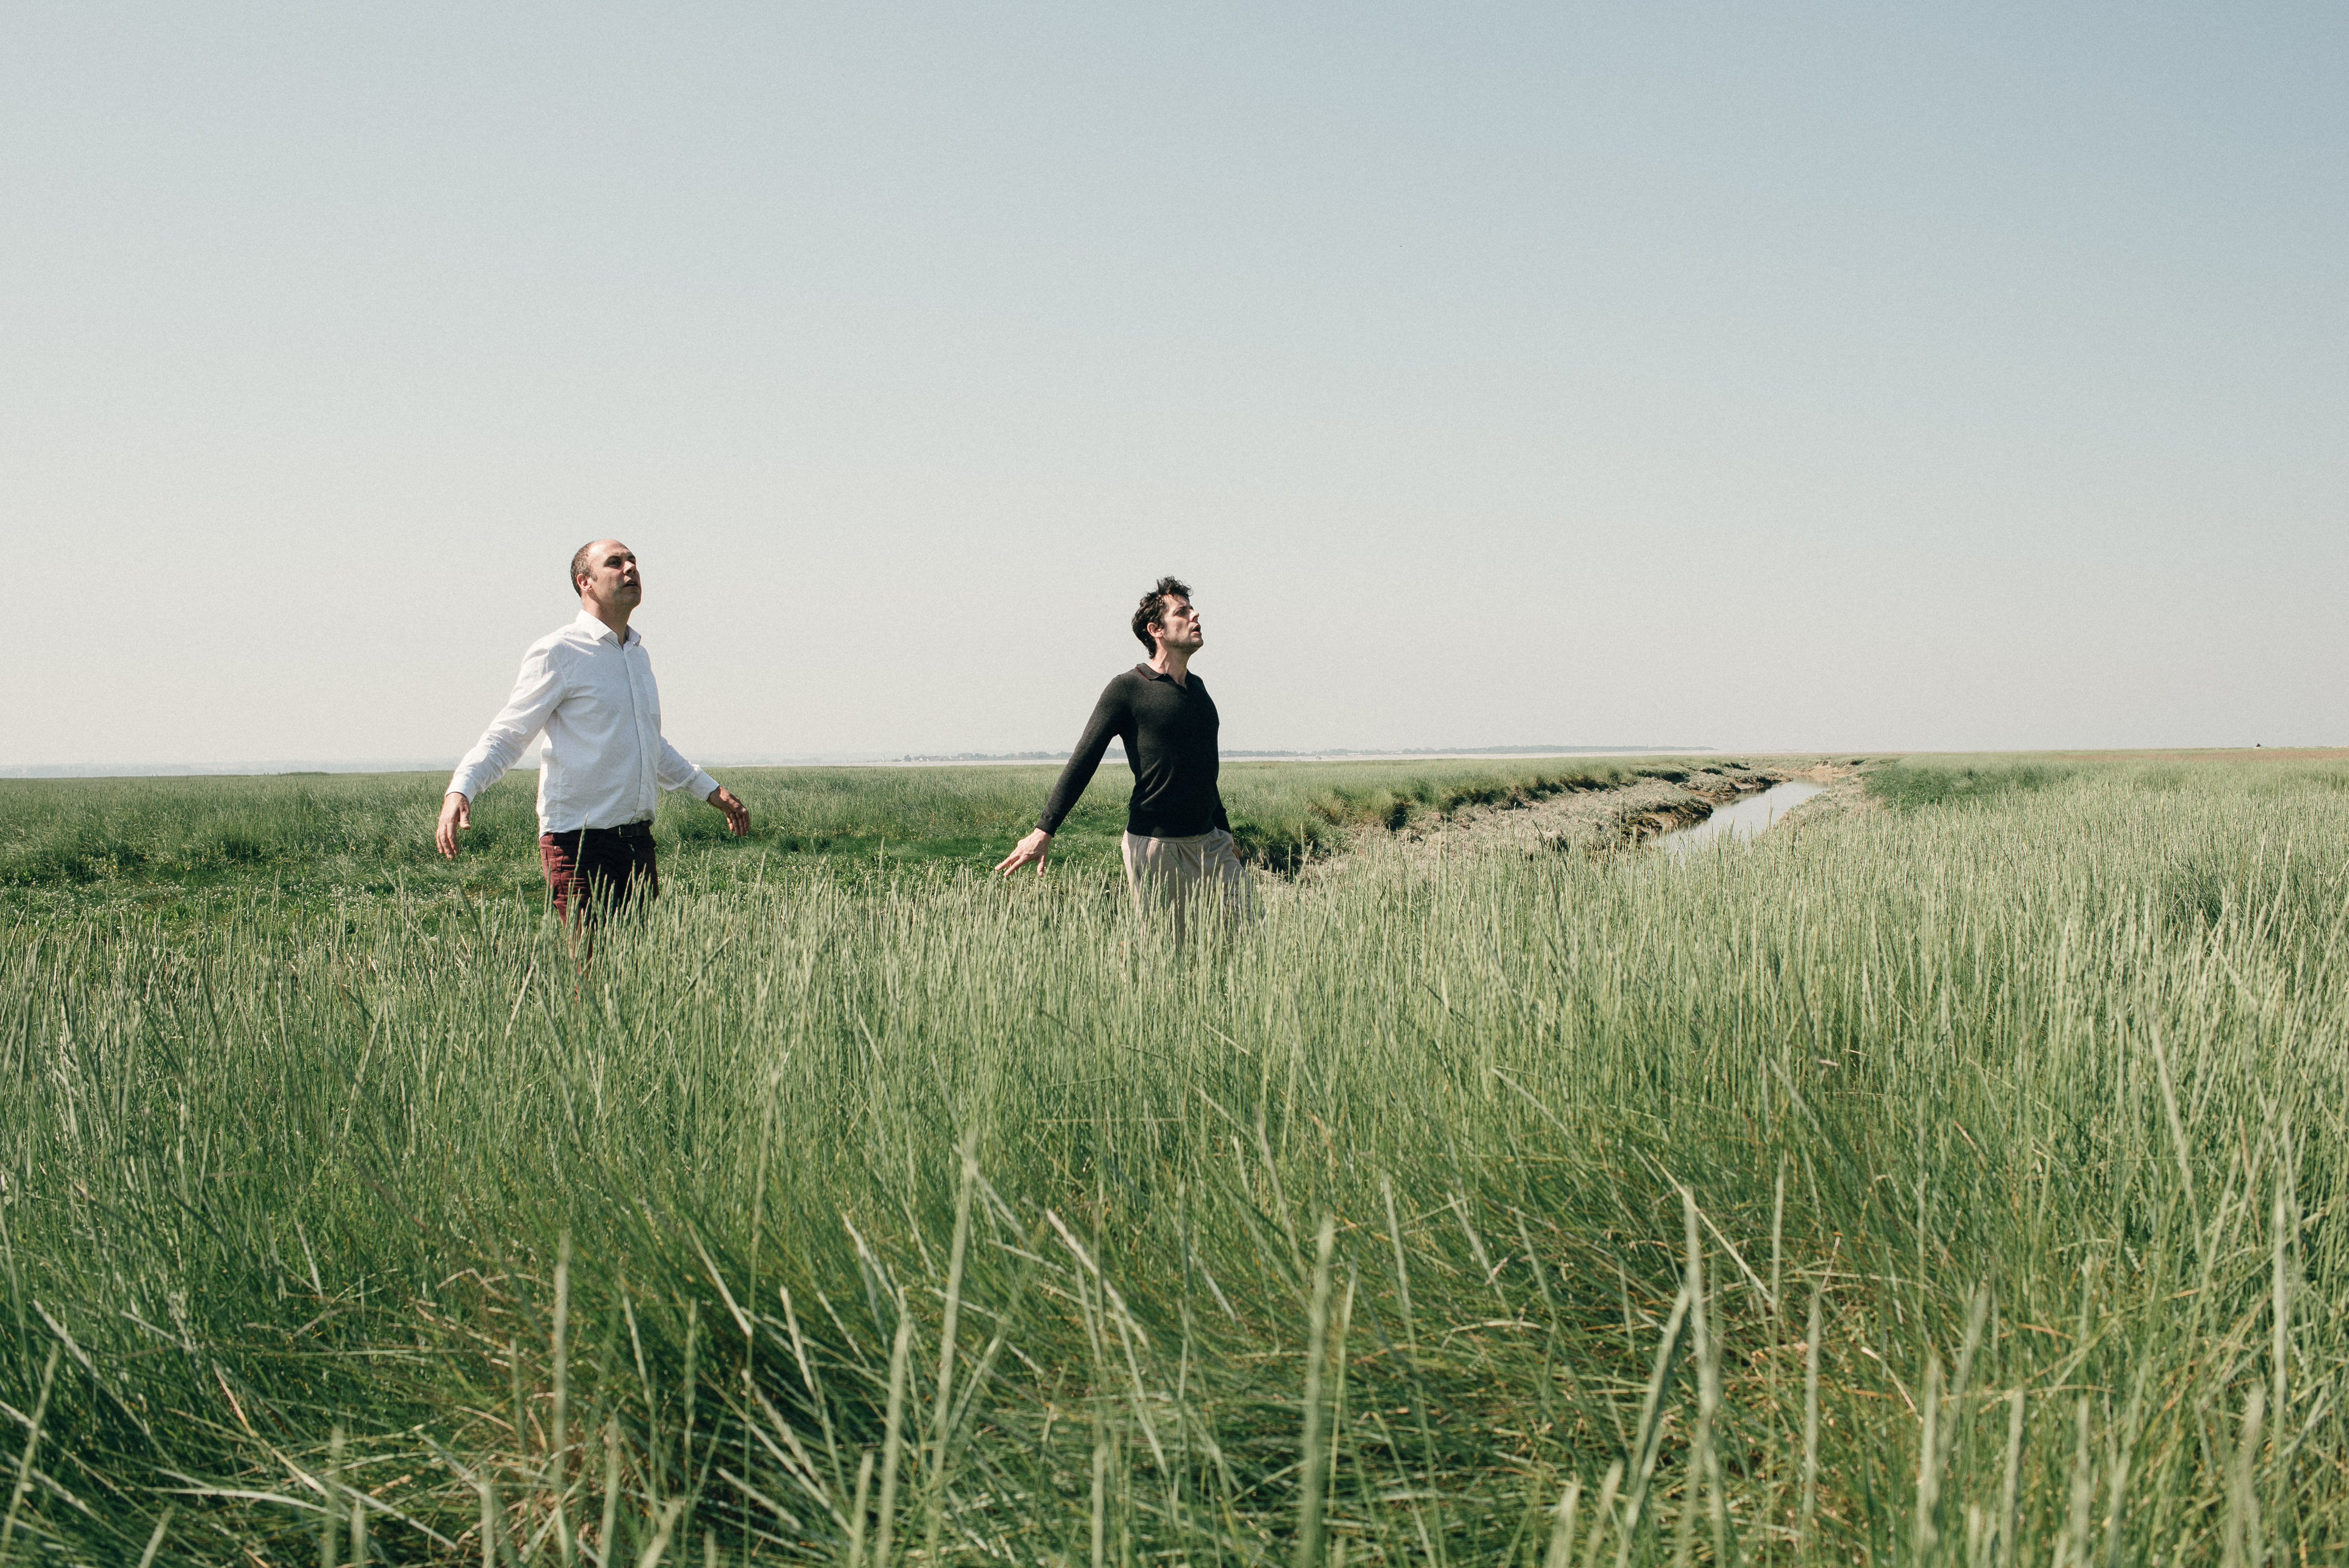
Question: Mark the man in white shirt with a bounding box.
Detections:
[436,540,748,919]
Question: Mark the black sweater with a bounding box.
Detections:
[1037,665,1232,839]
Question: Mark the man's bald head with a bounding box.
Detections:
[570,539,635,596]
[569,540,643,628]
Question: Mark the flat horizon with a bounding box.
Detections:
[13,742,2348,783]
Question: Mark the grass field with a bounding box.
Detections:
[0,756,1665,917]
[3,753,2347,1564]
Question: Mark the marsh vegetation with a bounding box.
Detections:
[2,754,2346,1563]
[0,757,1655,914]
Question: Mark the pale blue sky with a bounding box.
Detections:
[6,4,2342,767]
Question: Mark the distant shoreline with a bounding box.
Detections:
[0,745,1711,781]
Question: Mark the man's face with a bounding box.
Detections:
[1152,595,1203,653]
[576,542,642,611]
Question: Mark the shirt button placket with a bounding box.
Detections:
[623,642,647,814]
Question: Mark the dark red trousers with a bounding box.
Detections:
[539,827,658,922]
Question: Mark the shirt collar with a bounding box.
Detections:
[573,609,638,647]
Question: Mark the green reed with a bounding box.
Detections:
[0,755,1663,913]
[0,758,2345,1562]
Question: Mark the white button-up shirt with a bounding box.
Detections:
[450,610,719,833]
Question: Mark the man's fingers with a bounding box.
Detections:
[995,829,1053,877]
[996,826,1052,877]
[437,793,471,861]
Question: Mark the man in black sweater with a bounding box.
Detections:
[996,576,1252,937]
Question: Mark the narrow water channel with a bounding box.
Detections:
[1658,779,1825,855]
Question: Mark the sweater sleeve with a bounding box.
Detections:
[1036,679,1128,834]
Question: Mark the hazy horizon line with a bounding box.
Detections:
[0,743,1719,781]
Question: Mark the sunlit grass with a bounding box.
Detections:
[2,757,2347,1562]
[0,756,1661,912]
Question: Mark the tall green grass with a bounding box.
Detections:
[0,758,1658,912]
[2,759,2346,1562]
[1863,756,2073,812]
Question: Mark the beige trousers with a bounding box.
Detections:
[1120,827,1255,941]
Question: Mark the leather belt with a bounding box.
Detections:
[576,819,654,839]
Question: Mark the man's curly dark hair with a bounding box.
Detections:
[1131,577,1192,653]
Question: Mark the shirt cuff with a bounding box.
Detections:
[685,768,720,800]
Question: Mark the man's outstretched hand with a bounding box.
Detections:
[707,784,751,836]
[995,827,1053,877]
[436,792,472,860]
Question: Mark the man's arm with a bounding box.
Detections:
[996,681,1126,876]
[438,650,565,860]
[656,737,749,835]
